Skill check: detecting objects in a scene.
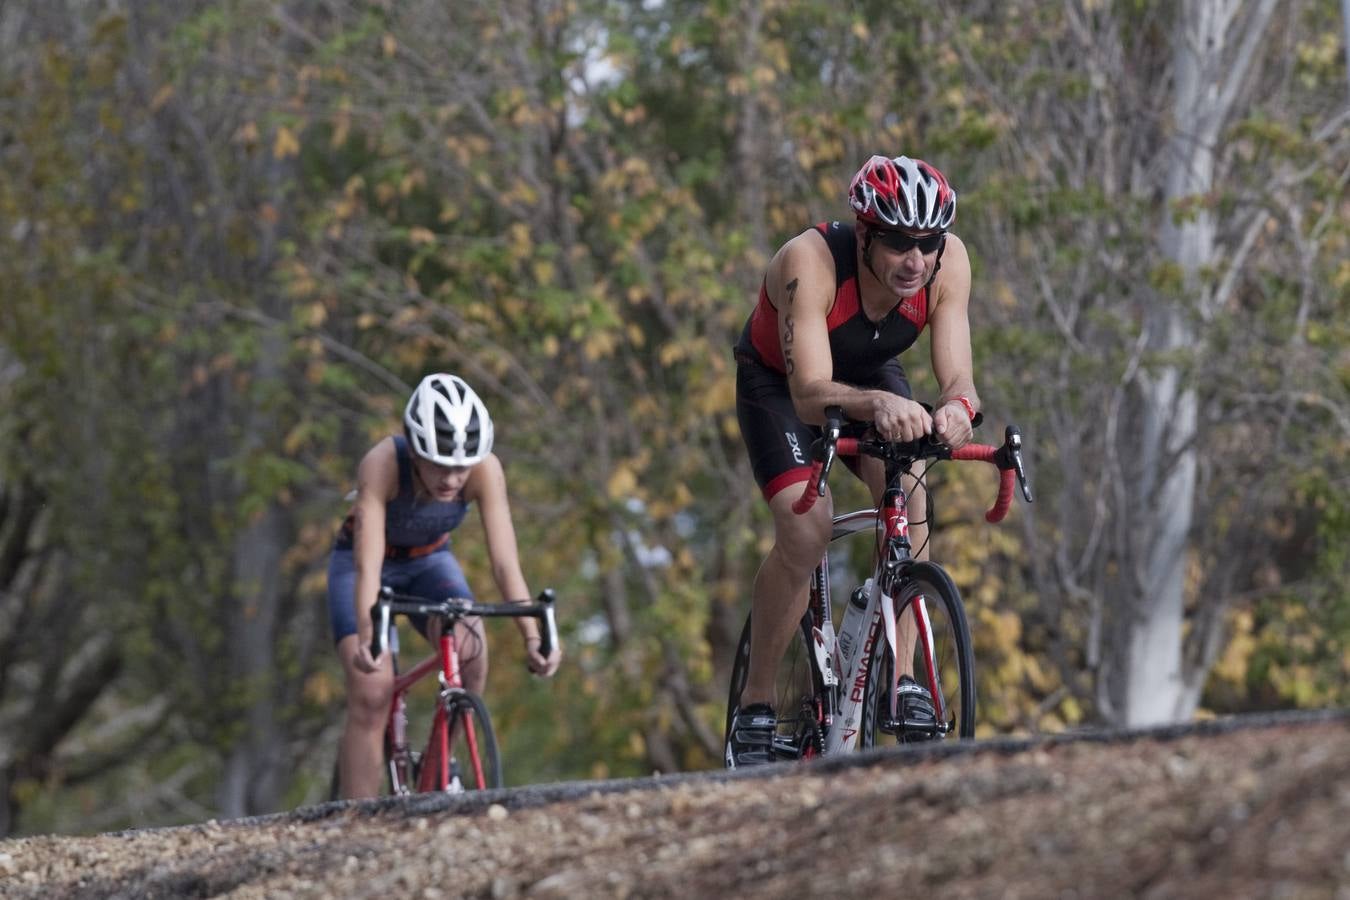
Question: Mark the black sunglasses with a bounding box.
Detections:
[871,229,945,254]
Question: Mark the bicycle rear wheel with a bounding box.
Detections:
[418,691,503,791]
[860,561,975,746]
[725,610,827,762]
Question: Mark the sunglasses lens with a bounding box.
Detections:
[876,230,944,253]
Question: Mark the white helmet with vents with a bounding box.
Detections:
[848,155,957,231]
[403,374,494,466]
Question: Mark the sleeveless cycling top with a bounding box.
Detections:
[334,435,469,552]
[734,221,928,384]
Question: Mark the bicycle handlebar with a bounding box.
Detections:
[370,587,559,662]
[792,406,1034,522]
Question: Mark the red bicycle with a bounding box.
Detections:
[725,405,1031,758]
[367,587,558,793]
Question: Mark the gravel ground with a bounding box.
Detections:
[2,710,1347,899]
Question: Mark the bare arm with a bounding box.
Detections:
[351,438,398,667]
[771,230,931,441]
[927,234,979,449]
[466,454,561,675]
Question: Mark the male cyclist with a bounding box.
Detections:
[726,155,979,767]
[328,373,562,798]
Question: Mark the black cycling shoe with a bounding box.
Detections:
[725,702,778,768]
[895,675,938,743]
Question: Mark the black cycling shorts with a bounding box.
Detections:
[735,355,912,501]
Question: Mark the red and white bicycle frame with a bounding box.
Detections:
[383,626,489,793]
[816,496,947,755]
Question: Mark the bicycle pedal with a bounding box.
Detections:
[897,717,939,740]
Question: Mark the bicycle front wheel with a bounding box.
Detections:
[724,611,826,763]
[418,691,503,791]
[861,561,975,746]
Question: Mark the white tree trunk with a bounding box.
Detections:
[1112,0,1277,727]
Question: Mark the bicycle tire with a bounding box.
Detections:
[724,610,827,763]
[860,561,976,746]
[418,691,503,791]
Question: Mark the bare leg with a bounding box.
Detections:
[740,485,834,707]
[336,634,394,799]
[454,615,488,694]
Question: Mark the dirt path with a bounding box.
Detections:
[2,710,1347,898]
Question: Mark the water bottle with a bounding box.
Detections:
[836,577,875,674]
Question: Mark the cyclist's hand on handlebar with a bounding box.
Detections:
[871,394,932,443]
[525,637,562,677]
[352,628,382,674]
[934,401,974,449]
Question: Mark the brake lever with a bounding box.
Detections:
[814,406,845,497]
[1005,426,1034,503]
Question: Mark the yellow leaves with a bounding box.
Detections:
[584,330,617,360]
[659,342,685,367]
[697,373,735,417]
[234,121,259,150]
[532,259,556,285]
[283,261,318,298]
[331,196,357,222]
[507,222,534,261]
[273,126,300,160]
[330,103,351,148]
[399,168,426,197]
[750,65,778,87]
[607,462,639,499]
[408,226,436,246]
[993,279,1018,310]
[150,84,174,112]
[1212,609,1256,684]
[381,33,398,57]
[851,20,870,41]
[302,671,340,706]
[1332,259,1350,291]
[444,134,491,167]
[585,330,618,361]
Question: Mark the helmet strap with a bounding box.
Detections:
[924,234,948,289]
[860,228,886,285]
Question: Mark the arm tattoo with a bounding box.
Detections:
[783,278,797,376]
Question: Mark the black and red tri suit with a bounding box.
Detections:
[734,221,930,501]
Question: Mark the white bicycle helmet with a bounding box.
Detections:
[403,374,494,466]
[848,155,957,231]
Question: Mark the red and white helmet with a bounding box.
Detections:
[848,155,957,231]
[403,374,494,466]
